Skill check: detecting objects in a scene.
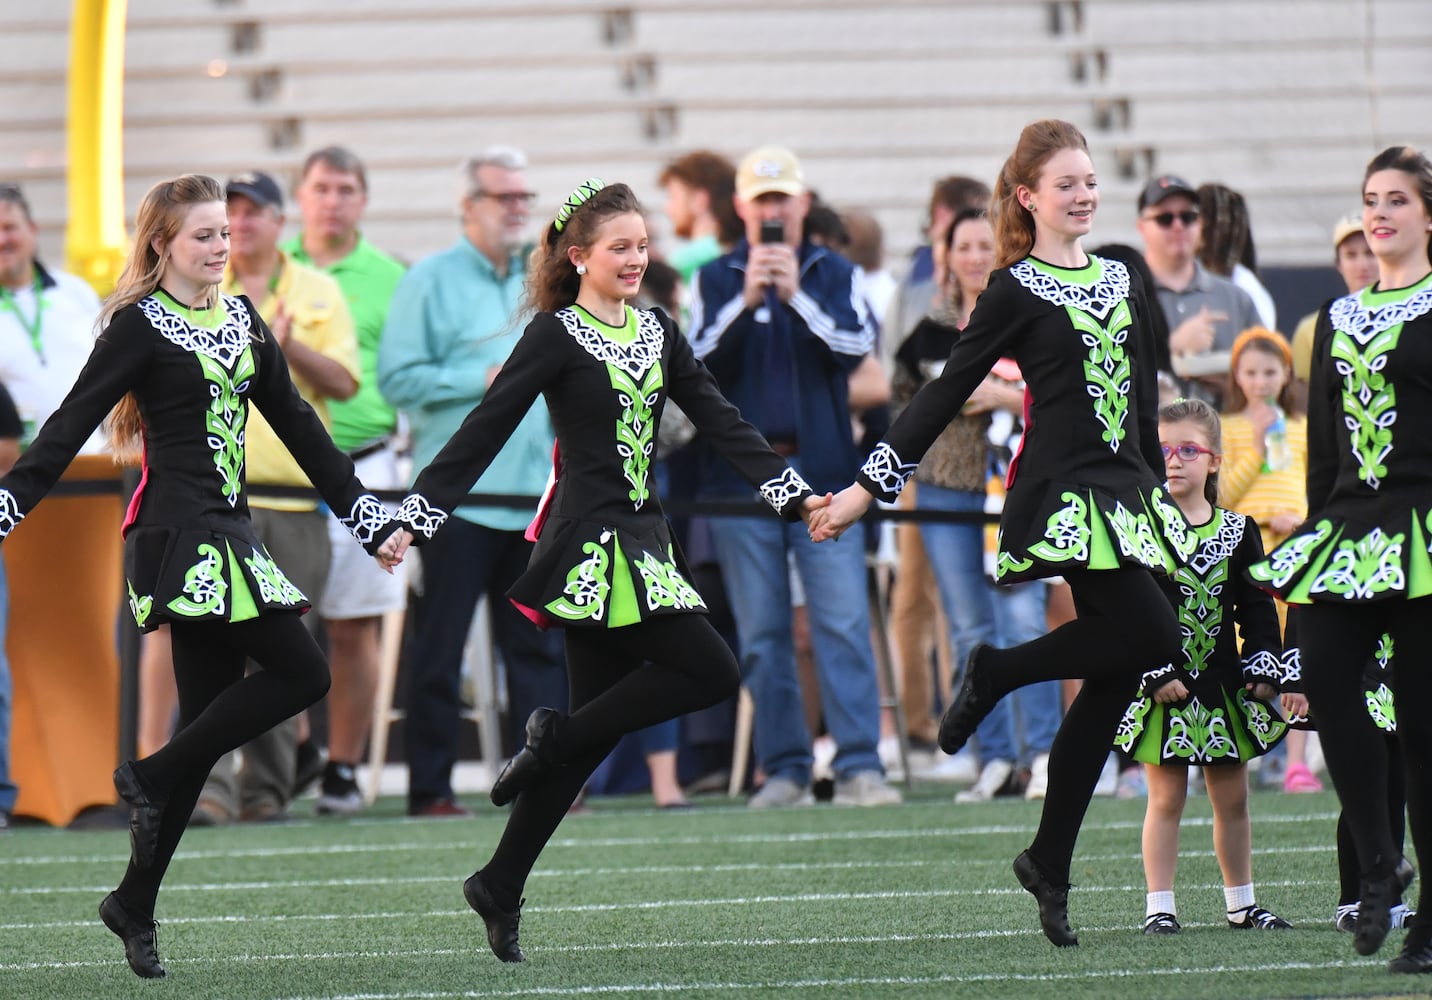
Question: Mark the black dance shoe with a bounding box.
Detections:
[463,871,525,963]
[938,645,996,755]
[99,892,166,979]
[1013,850,1078,947]
[1355,866,1398,956]
[490,708,563,807]
[112,761,165,869]
[1389,918,1432,974]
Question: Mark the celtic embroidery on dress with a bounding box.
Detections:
[198,348,254,507]
[1027,491,1091,563]
[343,494,397,544]
[1113,698,1151,752]
[127,581,154,630]
[1239,692,1284,751]
[1106,501,1168,570]
[1327,284,1432,347]
[1330,325,1399,489]
[1185,509,1244,576]
[1174,556,1226,679]
[545,540,612,622]
[393,493,445,542]
[1242,649,1283,685]
[554,308,665,380]
[1248,520,1332,589]
[1279,647,1302,687]
[860,443,917,499]
[635,548,707,612]
[0,488,22,539]
[1308,526,1406,600]
[610,362,662,509]
[167,543,228,617]
[1150,489,1197,563]
[244,548,306,605]
[1008,257,1131,321]
[1162,696,1235,763]
[139,293,254,367]
[759,467,812,515]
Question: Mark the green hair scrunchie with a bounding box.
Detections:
[553,177,606,232]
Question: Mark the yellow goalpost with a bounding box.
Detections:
[65,0,128,295]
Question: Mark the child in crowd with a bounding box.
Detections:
[1115,398,1291,934]
[1216,328,1319,792]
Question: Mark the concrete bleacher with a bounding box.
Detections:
[3,0,1431,271]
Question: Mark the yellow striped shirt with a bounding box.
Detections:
[1217,410,1308,553]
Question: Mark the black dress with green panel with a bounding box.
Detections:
[393,304,813,629]
[0,290,395,631]
[1248,273,1432,603]
[857,255,1195,581]
[1115,507,1287,765]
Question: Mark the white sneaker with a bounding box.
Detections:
[956,759,1014,803]
[832,770,903,806]
[915,748,980,783]
[1093,752,1119,797]
[748,777,815,809]
[1024,753,1050,800]
[1392,903,1417,929]
[812,735,836,783]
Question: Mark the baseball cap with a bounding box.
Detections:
[1331,214,1364,250]
[736,146,805,200]
[1137,174,1197,212]
[225,171,284,210]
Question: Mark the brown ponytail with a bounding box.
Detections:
[992,119,1090,269]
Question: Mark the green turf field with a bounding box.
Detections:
[0,785,1423,999]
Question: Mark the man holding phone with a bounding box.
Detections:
[688,146,899,809]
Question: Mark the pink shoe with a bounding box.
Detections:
[1283,762,1323,793]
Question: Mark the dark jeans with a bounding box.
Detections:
[404,519,566,809]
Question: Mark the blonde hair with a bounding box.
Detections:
[991,119,1090,269]
[102,174,226,462]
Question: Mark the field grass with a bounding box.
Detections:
[0,784,1424,1000]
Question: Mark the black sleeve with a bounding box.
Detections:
[1129,269,1168,479]
[1230,515,1283,688]
[1280,606,1304,695]
[244,298,396,554]
[0,382,21,440]
[0,307,154,540]
[397,312,560,542]
[661,309,813,520]
[1304,305,1339,512]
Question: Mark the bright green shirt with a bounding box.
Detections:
[282,234,404,451]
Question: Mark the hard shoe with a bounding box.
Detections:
[462,871,525,963]
[1228,904,1292,929]
[938,644,997,755]
[1335,902,1359,933]
[316,762,364,816]
[1355,866,1398,956]
[112,761,165,869]
[832,770,902,807]
[955,759,1014,804]
[1388,918,1432,974]
[748,776,815,809]
[1392,904,1418,929]
[1143,912,1181,935]
[490,708,564,807]
[1013,849,1078,947]
[99,892,165,979]
[1024,753,1050,800]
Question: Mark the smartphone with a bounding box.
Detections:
[759,219,785,244]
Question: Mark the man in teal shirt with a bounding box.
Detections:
[378,146,565,817]
[282,146,407,816]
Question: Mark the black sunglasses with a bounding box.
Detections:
[1146,210,1200,229]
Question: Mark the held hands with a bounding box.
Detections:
[798,492,833,526]
[744,244,800,308]
[375,527,412,574]
[1246,681,1277,702]
[1280,691,1310,719]
[1153,678,1189,704]
[807,483,873,543]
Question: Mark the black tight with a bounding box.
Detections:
[983,568,1180,884]
[1337,734,1407,905]
[116,615,330,916]
[482,615,740,906]
[1299,598,1432,914]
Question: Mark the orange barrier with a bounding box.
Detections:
[4,455,126,826]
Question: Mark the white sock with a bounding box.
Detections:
[1147,890,1176,917]
[1225,883,1256,914]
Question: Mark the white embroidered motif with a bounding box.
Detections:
[554,308,666,380]
[139,294,254,367]
[759,468,812,516]
[1008,258,1131,322]
[1242,649,1283,684]
[860,442,918,498]
[1328,286,1432,346]
[394,493,448,542]
[339,494,392,545]
[1186,510,1246,576]
[0,488,22,539]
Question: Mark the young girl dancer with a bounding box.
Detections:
[0,175,399,979]
[1216,327,1318,792]
[1115,398,1289,935]
[812,119,1195,946]
[1249,145,1432,972]
[379,180,825,963]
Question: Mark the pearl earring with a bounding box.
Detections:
[576,264,587,275]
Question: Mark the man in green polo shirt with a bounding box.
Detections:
[283,146,406,815]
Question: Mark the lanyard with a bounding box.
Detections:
[0,273,48,365]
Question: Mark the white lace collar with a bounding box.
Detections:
[554,307,665,380]
[139,293,254,368]
[1009,257,1131,322]
[1328,281,1432,346]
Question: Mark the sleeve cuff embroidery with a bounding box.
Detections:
[396,493,449,541]
[1242,649,1283,686]
[1279,648,1302,686]
[339,494,391,546]
[758,468,812,516]
[860,442,918,499]
[1140,662,1175,696]
[0,489,22,540]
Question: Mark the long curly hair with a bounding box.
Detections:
[527,182,644,315]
